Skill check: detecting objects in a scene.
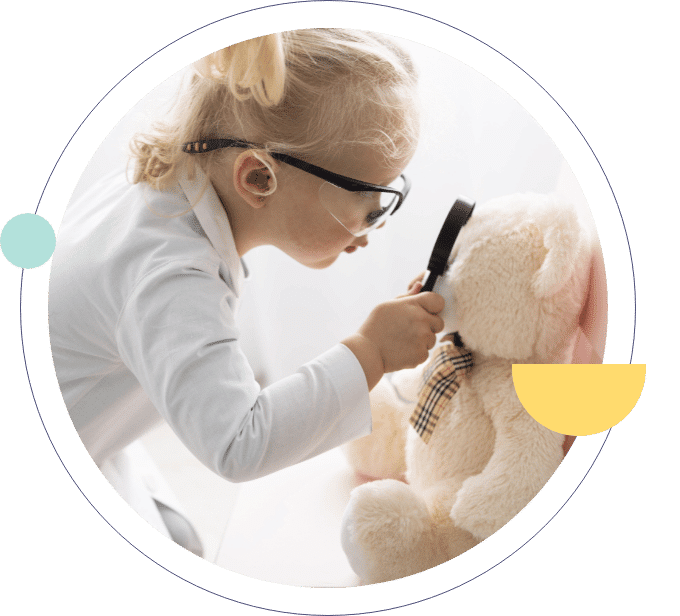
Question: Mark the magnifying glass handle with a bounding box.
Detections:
[420,271,438,293]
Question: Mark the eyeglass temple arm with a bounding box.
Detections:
[183,139,407,197]
[183,138,351,183]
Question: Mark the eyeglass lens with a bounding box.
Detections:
[318,175,406,236]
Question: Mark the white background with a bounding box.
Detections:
[66,33,594,586]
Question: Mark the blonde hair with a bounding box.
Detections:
[130,29,419,189]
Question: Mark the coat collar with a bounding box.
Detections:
[177,167,248,297]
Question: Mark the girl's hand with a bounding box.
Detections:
[343,292,445,391]
[405,271,427,295]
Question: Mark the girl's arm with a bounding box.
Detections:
[116,260,371,483]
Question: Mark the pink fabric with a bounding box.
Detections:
[572,246,607,364]
[566,245,607,451]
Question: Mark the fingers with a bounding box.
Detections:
[428,313,445,335]
[356,289,448,374]
[399,271,427,296]
[404,281,422,296]
[412,291,445,316]
[397,292,445,333]
[406,272,426,295]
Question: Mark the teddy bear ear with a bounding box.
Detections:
[532,203,588,298]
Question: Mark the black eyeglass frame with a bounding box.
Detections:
[183,138,411,216]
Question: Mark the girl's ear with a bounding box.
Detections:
[233,150,279,208]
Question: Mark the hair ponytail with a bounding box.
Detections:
[197,34,286,107]
[130,30,419,190]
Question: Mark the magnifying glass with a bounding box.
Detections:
[420,197,476,293]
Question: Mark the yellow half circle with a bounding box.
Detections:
[513,364,645,435]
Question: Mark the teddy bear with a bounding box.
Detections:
[340,192,595,584]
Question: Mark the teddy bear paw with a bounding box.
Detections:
[341,479,432,583]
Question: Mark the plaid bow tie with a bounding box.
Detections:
[409,340,474,443]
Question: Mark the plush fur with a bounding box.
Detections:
[341,193,593,584]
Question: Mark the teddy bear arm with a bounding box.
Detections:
[450,409,564,540]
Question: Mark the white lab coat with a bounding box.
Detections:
[49,166,372,484]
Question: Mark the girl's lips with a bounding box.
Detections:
[344,246,357,253]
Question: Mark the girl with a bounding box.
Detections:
[49,29,443,550]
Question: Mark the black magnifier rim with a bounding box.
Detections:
[421,197,476,293]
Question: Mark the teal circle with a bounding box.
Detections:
[1,214,56,269]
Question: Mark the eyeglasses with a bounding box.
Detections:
[183,137,411,236]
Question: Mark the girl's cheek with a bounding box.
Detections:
[287,229,347,261]
[301,217,353,253]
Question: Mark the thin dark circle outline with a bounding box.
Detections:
[20,1,633,614]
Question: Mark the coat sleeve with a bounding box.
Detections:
[115,259,371,482]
